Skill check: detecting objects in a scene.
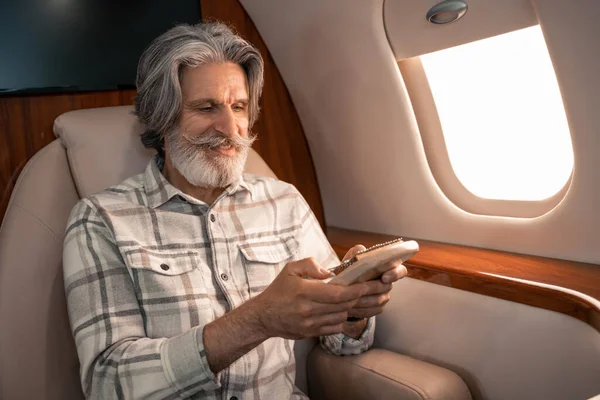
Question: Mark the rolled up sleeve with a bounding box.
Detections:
[319,317,375,356]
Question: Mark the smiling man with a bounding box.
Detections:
[63,22,406,400]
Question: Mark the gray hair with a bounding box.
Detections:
[134,22,264,155]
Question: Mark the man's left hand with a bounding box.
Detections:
[343,245,408,320]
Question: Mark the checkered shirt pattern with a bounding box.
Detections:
[63,156,375,400]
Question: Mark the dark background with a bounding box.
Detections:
[0,0,201,95]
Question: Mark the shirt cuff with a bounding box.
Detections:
[319,316,376,356]
[160,325,222,397]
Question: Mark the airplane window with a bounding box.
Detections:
[419,25,573,202]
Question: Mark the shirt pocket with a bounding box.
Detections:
[123,248,213,336]
[124,248,199,277]
[239,236,299,298]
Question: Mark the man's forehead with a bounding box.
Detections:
[181,62,249,98]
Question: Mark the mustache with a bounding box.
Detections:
[181,130,256,152]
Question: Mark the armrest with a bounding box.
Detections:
[307,346,472,400]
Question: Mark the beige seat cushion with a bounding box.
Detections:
[307,346,472,400]
[0,140,83,400]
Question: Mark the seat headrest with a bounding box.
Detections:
[53,106,276,198]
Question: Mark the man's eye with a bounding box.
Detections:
[198,106,213,112]
[233,105,247,112]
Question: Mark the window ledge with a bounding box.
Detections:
[327,227,600,333]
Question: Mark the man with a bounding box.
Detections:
[63,22,406,399]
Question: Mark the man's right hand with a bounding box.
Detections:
[203,258,367,373]
[251,258,369,340]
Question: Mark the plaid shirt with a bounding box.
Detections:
[63,156,375,400]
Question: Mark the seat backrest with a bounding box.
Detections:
[0,139,83,400]
[0,105,309,400]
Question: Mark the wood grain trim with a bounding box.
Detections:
[200,0,326,230]
[328,227,600,332]
[0,89,137,225]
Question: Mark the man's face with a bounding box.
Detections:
[165,62,255,188]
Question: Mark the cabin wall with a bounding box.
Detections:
[377,278,600,400]
[238,0,600,265]
[234,2,600,398]
[0,1,325,229]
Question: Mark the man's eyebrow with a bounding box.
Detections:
[186,98,249,108]
[186,98,218,108]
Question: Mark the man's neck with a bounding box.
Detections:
[162,156,225,206]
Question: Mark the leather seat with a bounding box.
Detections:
[0,105,471,400]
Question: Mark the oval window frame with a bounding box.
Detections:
[399,56,573,218]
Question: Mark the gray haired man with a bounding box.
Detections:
[63,22,406,399]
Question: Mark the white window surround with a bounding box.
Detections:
[399,26,574,218]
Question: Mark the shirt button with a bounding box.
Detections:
[160,263,170,271]
[210,214,216,222]
[220,273,229,281]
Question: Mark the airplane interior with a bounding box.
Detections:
[0,0,599,399]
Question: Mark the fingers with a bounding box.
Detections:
[304,280,367,304]
[361,280,392,296]
[348,306,385,319]
[348,292,391,319]
[308,299,359,315]
[342,244,366,262]
[353,293,390,309]
[381,264,408,284]
[305,311,349,336]
[357,261,407,284]
[287,258,332,280]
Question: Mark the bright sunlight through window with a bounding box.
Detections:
[420,26,573,201]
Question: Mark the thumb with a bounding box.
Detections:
[343,244,366,262]
[288,258,332,280]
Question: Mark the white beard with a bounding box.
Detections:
[166,130,251,188]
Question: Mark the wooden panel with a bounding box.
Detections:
[201,0,325,229]
[0,90,137,224]
[328,227,600,332]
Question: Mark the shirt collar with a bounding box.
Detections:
[143,155,254,209]
[225,174,254,196]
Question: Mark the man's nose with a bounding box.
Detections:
[214,108,238,138]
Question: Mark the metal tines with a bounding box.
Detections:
[329,238,403,275]
[354,238,404,256]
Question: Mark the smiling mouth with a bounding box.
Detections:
[211,144,237,156]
